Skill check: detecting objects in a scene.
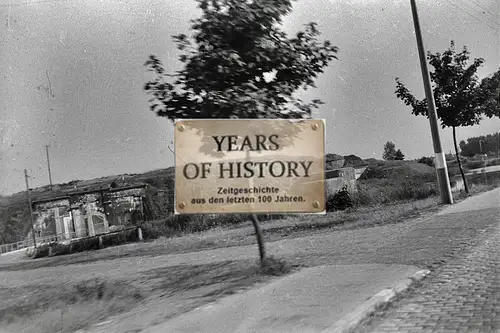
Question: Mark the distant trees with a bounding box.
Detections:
[459,132,500,157]
[0,204,31,245]
[394,149,405,161]
[417,156,435,167]
[395,41,500,194]
[383,141,396,160]
[383,141,405,161]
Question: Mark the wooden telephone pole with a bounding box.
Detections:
[45,145,53,190]
[24,169,37,248]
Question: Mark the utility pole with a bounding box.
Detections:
[24,169,37,248]
[45,145,53,190]
[410,0,453,204]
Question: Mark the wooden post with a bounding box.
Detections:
[24,169,37,248]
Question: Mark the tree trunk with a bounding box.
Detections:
[250,213,266,265]
[246,149,266,266]
[453,126,469,194]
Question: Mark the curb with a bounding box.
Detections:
[322,269,431,333]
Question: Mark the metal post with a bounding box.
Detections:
[24,169,37,248]
[410,0,453,204]
[45,145,53,189]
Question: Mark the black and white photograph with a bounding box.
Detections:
[0,0,499,332]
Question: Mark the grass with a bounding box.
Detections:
[0,259,296,333]
[0,278,145,333]
[486,157,500,167]
[466,157,500,170]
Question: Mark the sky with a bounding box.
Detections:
[0,0,499,195]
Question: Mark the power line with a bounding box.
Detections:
[442,0,497,30]
[465,0,497,22]
[442,0,498,31]
[45,145,53,190]
[0,0,70,7]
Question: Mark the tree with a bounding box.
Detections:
[459,132,500,157]
[478,69,500,118]
[143,0,338,267]
[395,41,500,194]
[382,141,396,160]
[394,149,405,160]
[383,141,405,161]
[417,156,435,167]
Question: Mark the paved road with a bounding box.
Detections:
[355,188,500,333]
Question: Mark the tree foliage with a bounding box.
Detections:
[144,0,338,121]
[394,149,405,161]
[382,141,405,161]
[382,141,396,160]
[395,41,498,128]
[394,41,500,193]
[417,156,435,167]
[459,132,500,157]
[0,204,31,245]
[478,69,500,118]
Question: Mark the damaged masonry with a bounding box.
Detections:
[31,184,149,241]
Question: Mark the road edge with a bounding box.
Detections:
[322,269,430,333]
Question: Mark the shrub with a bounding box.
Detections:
[140,213,287,240]
[417,156,434,167]
[351,186,374,207]
[359,166,387,179]
[486,158,500,167]
[448,165,469,176]
[467,160,486,170]
[101,228,138,247]
[51,242,72,256]
[326,185,353,211]
[259,256,292,276]
[389,179,437,201]
[29,229,141,259]
[140,214,198,238]
[32,244,50,259]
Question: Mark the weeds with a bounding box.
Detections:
[0,278,145,333]
[326,185,353,211]
[140,214,287,241]
[258,256,293,276]
[486,158,500,167]
[466,160,486,170]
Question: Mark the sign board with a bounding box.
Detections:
[174,119,325,214]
